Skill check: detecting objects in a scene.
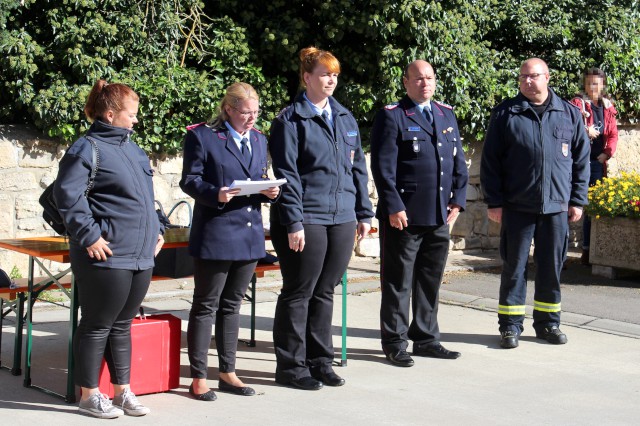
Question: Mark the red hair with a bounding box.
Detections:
[84,80,139,122]
[299,47,341,88]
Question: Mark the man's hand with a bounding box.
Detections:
[568,206,583,223]
[487,207,502,223]
[446,204,461,225]
[389,211,409,230]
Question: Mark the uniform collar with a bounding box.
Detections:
[511,88,564,113]
[293,92,348,119]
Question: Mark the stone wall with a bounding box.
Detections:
[2,123,640,276]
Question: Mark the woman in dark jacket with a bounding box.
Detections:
[180,82,279,401]
[54,80,164,418]
[269,47,374,390]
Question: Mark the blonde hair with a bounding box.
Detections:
[209,82,260,127]
[84,79,139,123]
[299,47,341,88]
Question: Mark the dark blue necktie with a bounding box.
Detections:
[241,137,251,164]
[423,106,433,125]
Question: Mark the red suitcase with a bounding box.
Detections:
[98,313,182,398]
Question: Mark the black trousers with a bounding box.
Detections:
[271,221,356,381]
[72,262,152,388]
[379,222,450,353]
[498,210,567,333]
[187,258,256,378]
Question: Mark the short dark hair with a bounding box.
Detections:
[584,67,607,85]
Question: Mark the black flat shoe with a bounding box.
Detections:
[218,379,256,396]
[275,376,323,391]
[311,371,345,387]
[413,343,461,359]
[385,349,414,367]
[188,383,217,401]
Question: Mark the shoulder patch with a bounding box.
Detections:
[276,105,293,119]
[433,101,453,110]
[186,122,206,131]
[384,103,399,110]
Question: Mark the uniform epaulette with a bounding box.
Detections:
[252,127,263,134]
[186,122,206,131]
[384,103,399,110]
[433,101,453,110]
[276,105,291,119]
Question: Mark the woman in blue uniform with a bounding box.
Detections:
[269,47,374,390]
[180,82,280,401]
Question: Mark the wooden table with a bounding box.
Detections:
[0,235,76,401]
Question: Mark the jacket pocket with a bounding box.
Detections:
[400,131,427,159]
[139,160,154,176]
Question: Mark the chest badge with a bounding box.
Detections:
[562,143,569,157]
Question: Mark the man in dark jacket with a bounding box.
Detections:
[371,60,468,367]
[480,58,590,349]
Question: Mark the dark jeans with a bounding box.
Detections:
[498,210,568,333]
[271,220,356,381]
[379,222,450,353]
[582,160,605,249]
[187,258,257,378]
[72,262,152,388]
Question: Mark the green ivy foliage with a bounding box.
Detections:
[1,0,639,151]
[212,0,640,143]
[0,0,287,153]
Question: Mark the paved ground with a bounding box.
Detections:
[1,249,639,425]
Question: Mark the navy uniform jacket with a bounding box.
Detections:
[269,93,373,233]
[481,90,589,213]
[180,123,271,261]
[370,96,468,226]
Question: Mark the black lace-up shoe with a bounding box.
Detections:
[500,330,519,349]
[385,350,415,367]
[536,326,568,344]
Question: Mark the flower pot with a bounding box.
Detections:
[589,217,640,271]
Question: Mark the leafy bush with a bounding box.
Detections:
[1,0,639,151]
[585,172,640,219]
[0,0,287,153]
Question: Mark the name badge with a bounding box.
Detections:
[347,130,358,137]
[408,126,420,132]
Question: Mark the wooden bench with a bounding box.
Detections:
[0,273,73,375]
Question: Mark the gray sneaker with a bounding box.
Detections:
[112,388,151,416]
[78,393,124,419]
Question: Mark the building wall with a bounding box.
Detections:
[2,124,639,275]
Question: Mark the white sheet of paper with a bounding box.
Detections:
[229,178,287,196]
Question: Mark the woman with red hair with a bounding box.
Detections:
[54,80,164,418]
[269,47,373,390]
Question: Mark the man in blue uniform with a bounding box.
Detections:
[371,60,468,367]
[480,58,589,349]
